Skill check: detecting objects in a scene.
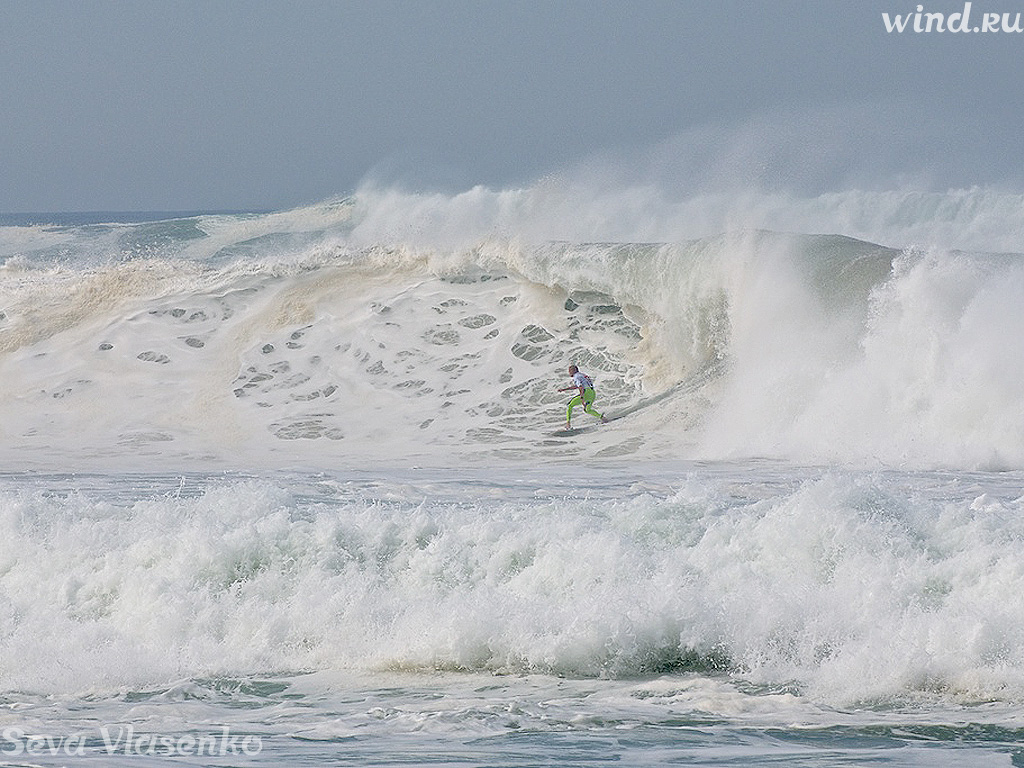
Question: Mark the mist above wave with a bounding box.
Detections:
[345,182,1024,255]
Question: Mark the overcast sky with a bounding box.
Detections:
[1,1,1020,212]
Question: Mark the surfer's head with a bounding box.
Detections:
[568,364,578,375]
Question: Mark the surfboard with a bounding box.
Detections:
[546,415,618,437]
[547,426,595,437]
[545,360,727,437]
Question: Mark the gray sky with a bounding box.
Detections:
[1,1,1020,212]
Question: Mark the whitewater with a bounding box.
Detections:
[2,184,1024,766]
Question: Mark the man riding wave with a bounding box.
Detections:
[558,364,607,431]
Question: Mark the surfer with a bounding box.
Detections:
[558,364,607,431]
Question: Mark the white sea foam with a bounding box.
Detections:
[2,467,1023,709]
[3,188,1024,762]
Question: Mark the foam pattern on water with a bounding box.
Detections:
[2,467,1024,711]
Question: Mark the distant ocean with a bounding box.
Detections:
[0,211,269,227]
[2,185,1024,766]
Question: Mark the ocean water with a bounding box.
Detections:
[2,186,1024,766]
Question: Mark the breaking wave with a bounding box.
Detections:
[1,185,1023,470]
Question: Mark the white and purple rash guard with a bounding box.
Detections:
[572,371,594,390]
[565,370,604,424]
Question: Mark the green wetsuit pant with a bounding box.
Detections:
[567,388,603,423]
